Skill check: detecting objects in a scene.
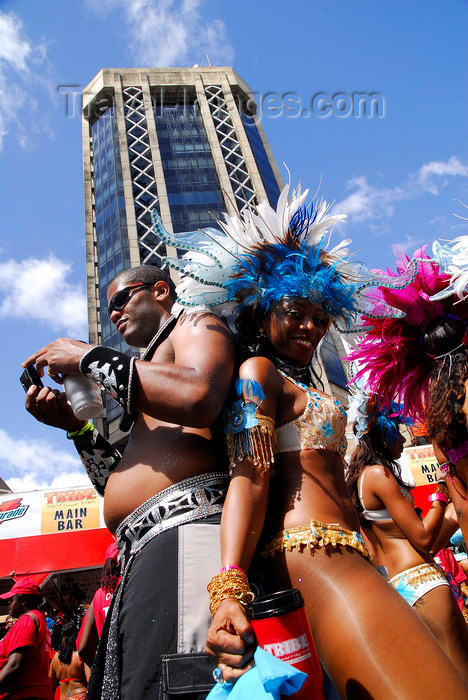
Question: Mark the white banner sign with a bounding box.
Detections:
[0,486,106,540]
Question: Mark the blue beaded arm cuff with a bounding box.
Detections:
[79,346,136,415]
[223,378,275,475]
[68,422,121,496]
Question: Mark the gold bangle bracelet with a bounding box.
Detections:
[207,569,255,617]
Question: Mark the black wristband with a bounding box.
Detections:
[79,346,137,414]
[71,426,121,496]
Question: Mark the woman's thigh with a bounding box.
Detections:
[414,584,468,679]
[268,546,468,699]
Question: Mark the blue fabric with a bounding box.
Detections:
[392,579,420,607]
[450,528,464,547]
[206,646,307,699]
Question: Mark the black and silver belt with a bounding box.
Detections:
[115,471,228,564]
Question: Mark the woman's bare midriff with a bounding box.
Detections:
[267,449,360,534]
[367,520,434,577]
[103,415,225,533]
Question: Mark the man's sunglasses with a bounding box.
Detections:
[108,283,153,316]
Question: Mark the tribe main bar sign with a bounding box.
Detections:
[0,486,105,541]
[404,445,443,487]
[41,488,100,534]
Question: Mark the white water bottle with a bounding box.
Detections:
[63,374,102,420]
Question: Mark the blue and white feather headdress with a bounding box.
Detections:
[431,235,468,301]
[347,367,404,444]
[152,182,418,332]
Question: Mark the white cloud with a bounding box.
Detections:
[0,12,31,70]
[334,156,467,228]
[415,156,467,195]
[6,471,88,493]
[0,73,29,146]
[0,428,85,492]
[391,235,425,255]
[336,175,407,225]
[0,11,52,150]
[0,254,87,337]
[87,0,234,67]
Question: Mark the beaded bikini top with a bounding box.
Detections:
[275,372,347,456]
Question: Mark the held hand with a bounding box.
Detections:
[25,385,85,432]
[22,338,95,378]
[206,599,256,683]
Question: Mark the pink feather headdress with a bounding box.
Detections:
[348,246,460,420]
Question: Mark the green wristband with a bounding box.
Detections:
[66,421,93,439]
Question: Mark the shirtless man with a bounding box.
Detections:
[23,265,235,700]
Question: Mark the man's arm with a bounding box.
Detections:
[0,650,26,692]
[77,604,99,668]
[23,314,235,428]
[25,385,121,496]
[135,313,235,426]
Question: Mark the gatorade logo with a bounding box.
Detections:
[263,633,311,664]
[0,498,29,524]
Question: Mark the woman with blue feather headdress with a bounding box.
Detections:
[155,182,468,697]
[346,384,468,677]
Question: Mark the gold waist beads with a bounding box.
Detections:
[261,520,372,563]
[390,563,447,589]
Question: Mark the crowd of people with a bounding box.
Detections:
[346,397,468,674]
[0,543,120,699]
[5,184,468,698]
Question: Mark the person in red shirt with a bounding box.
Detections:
[434,547,468,621]
[77,543,120,667]
[0,578,52,699]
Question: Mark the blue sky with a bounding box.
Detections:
[0,0,466,491]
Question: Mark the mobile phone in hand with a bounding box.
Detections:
[20,366,44,393]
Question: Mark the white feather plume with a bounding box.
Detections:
[431,236,468,300]
[153,182,350,316]
[217,184,347,250]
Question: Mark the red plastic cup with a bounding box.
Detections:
[250,589,324,699]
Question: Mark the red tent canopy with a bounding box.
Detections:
[0,529,114,582]
[0,485,113,589]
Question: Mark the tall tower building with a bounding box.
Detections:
[81,67,348,439]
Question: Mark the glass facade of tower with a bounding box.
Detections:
[92,107,137,423]
[240,114,281,207]
[83,69,288,437]
[320,334,348,388]
[154,103,225,232]
[92,107,133,354]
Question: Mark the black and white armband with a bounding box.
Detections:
[67,422,121,496]
[79,346,137,415]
